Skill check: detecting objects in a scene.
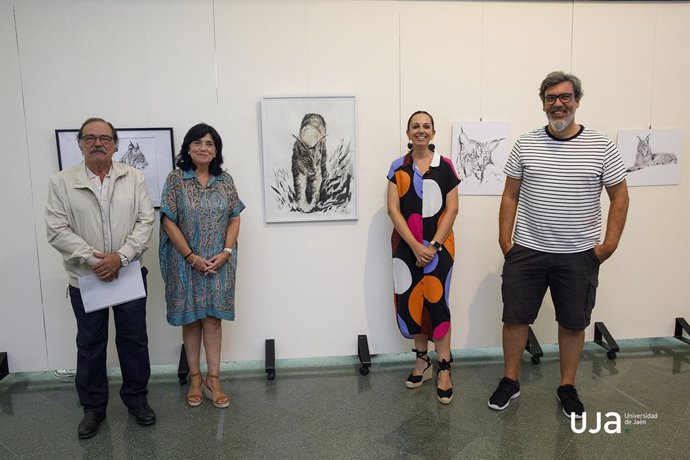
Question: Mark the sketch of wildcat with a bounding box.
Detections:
[271,136,353,215]
[121,141,149,170]
[456,127,505,182]
[626,134,677,172]
[291,113,328,211]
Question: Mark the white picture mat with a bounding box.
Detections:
[617,128,683,187]
[78,261,146,313]
[450,121,510,196]
[260,95,358,223]
[55,128,174,207]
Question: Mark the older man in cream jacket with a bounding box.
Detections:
[46,117,155,439]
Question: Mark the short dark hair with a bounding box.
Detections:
[406,110,435,132]
[539,71,583,102]
[78,117,118,147]
[177,123,224,176]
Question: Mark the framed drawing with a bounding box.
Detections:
[450,121,510,195]
[55,127,175,207]
[617,128,682,187]
[260,95,357,223]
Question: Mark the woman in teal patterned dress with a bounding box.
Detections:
[159,123,245,408]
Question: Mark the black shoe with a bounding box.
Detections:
[405,349,432,389]
[488,377,520,411]
[78,411,105,439]
[128,402,156,426]
[557,384,584,419]
[436,359,453,404]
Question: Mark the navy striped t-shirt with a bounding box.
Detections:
[504,126,627,253]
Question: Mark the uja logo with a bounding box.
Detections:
[571,412,622,434]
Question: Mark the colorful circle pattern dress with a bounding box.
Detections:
[387,152,460,340]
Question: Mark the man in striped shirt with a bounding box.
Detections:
[488,71,629,419]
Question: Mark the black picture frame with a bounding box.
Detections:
[55,127,175,208]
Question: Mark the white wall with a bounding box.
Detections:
[1,0,688,372]
[0,0,47,371]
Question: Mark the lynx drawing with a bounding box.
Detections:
[626,134,677,173]
[121,141,149,170]
[456,127,505,183]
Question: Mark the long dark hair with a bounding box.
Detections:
[176,123,224,176]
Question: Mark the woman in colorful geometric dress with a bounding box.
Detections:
[159,123,245,409]
[387,111,460,404]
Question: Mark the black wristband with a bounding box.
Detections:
[183,250,193,259]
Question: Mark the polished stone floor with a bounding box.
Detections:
[0,337,689,459]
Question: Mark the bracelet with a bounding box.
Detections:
[190,255,198,267]
[430,240,443,252]
[223,247,232,255]
[183,250,193,259]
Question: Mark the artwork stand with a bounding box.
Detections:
[265,339,276,381]
[593,322,620,360]
[525,327,543,365]
[0,352,8,381]
[177,344,189,385]
[357,334,371,376]
[674,317,690,345]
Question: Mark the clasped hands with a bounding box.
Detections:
[190,251,230,276]
[414,242,438,268]
[92,251,121,282]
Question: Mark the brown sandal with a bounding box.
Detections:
[203,374,230,408]
[187,372,203,407]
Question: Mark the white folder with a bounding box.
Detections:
[78,260,146,313]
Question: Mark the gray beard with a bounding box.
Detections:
[548,112,574,133]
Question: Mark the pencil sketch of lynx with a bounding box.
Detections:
[626,134,677,173]
[271,113,354,215]
[121,141,149,170]
[291,113,329,212]
[456,127,505,183]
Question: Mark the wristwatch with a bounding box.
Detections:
[118,252,129,267]
[223,247,233,255]
[430,241,442,251]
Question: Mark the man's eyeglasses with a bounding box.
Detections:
[544,93,574,104]
[80,135,114,145]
